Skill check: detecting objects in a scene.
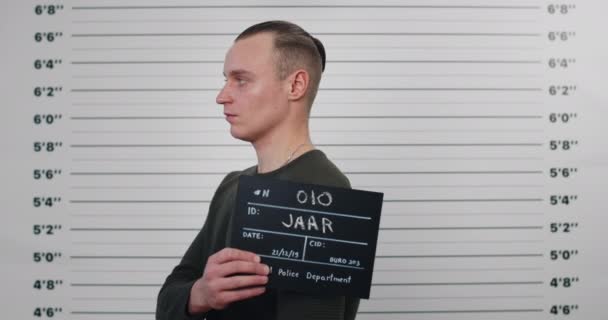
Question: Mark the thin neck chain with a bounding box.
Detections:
[284,143,310,166]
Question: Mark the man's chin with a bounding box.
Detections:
[229,128,254,143]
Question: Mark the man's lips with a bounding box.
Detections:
[224,113,237,122]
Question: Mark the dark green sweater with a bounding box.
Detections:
[156,150,360,320]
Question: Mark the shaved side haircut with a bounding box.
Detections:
[236,20,326,108]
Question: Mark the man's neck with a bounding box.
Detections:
[252,123,314,174]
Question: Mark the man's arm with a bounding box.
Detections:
[156,171,270,319]
[156,238,269,320]
[155,172,233,320]
[155,221,211,320]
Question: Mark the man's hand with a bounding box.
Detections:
[188,248,270,314]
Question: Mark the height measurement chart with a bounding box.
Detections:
[2,0,607,319]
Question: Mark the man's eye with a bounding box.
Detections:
[237,78,247,85]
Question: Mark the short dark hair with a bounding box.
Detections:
[236,20,326,106]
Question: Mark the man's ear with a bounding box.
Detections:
[287,69,309,101]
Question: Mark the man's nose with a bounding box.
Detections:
[216,84,231,105]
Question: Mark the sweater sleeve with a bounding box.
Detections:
[155,171,240,320]
[155,209,213,320]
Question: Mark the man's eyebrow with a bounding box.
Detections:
[223,69,254,78]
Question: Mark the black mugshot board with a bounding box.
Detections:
[230,175,384,299]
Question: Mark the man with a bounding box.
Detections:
[156,21,359,320]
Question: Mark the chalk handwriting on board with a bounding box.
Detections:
[281,214,334,234]
[296,189,333,206]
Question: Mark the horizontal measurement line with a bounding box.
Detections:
[71,5,541,10]
[69,214,201,217]
[70,129,539,133]
[325,60,543,64]
[69,254,541,259]
[71,172,225,175]
[69,156,542,160]
[347,171,543,174]
[67,160,544,164]
[71,256,181,259]
[71,32,540,37]
[377,254,543,258]
[72,241,191,244]
[70,87,542,92]
[372,281,543,286]
[374,267,544,272]
[69,267,541,273]
[72,116,220,119]
[71,283,159,287]
[71,242,190,245]
[70,184,542,190]
[71,228,199,231]
[72,60,221,64]
[69,144,543,147]
[358,309,543,314]
[384,198,543,202]
[69,115,542,119]
[71,19,539,25]
[371,295,544,300]
[70,143,238,148]
[70,269,167,273]
[71,18,539,24]
[72,74,543,80]
[71,101,541,106]
[383,212,543,217]
[71,73,543,78]
[73,240,542,245]
[378,240,543,244]
[380,226,542,230]
[72,311,154,315]
[70,186,217,190]
[366,184,543,189]
[70,200,209,203]
[323,45,542,49]
[70,309,543,315]
[72,297,152,301]
[327,100,545,104]
[324,88,543,91]
[72,87,219,91]
[329,72,543,76]
[68,171,542,176]
[70,60,541,64]
[318,116,543,119]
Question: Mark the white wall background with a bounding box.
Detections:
[2,0,607,319]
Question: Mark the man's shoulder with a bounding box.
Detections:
[282,150,351,189]
[217,165,256,190]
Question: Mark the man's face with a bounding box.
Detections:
[216,32,289,142]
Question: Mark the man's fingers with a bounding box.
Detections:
[209,248,260,264]
[216,287,267,308]
[215,275,268,291]
[214,260,269,278]
[200,248,269,310]
[204,276,268,310]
